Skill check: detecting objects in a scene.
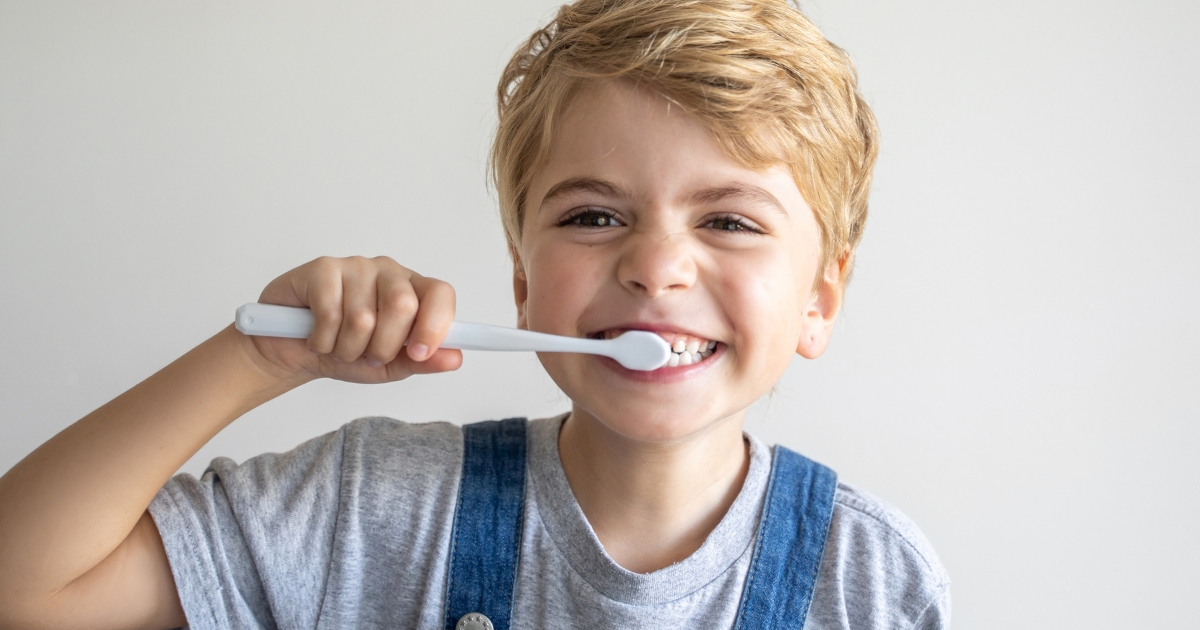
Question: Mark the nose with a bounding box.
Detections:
[616,230,697,298]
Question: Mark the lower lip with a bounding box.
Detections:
[598,344,725,383]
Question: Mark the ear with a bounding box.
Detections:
[795,253,847,359]
[512,249,529,330]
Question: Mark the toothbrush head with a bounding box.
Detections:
[610,330,673,371]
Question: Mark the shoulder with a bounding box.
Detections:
[334,416,465,490]
[807,482,951,630]
[190,417,465,516]
[207,416,464,482]
[829,483,946,584]
[340,416,464,461]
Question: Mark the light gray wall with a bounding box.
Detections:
[2,1,1196,627]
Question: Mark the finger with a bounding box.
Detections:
[386,347,463,379]
[405,276,456,361]
[301,258,345,355]
[332,260,378,363]
[259,271,308,309]
[364,271,419,366]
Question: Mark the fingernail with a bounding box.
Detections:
[409,343,429,360]
[365,358,382,368]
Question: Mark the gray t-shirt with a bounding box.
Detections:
[150,415,950,629]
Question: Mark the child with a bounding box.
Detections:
[0,0,949,628]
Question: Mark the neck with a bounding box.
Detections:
[557,406,750,574]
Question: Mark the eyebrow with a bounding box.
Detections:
[689,183,789,218]
[539,177,628,207]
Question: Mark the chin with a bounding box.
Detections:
[572,398,734,443]
[542,353,754,443]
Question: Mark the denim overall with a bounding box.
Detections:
[443,418,838,630]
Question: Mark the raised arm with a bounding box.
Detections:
[0,256,460,629]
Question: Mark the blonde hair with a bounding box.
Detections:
[492,0,879,284]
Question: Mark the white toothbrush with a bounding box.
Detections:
[234,303,672,371]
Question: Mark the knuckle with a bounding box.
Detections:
[430,279,454,296]
[384,291,420,317]
[346,309,376,333]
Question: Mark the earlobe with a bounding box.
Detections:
[795,331,830,360]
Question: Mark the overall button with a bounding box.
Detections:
[456,613,494,630]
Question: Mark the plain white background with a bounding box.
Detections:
[2,1,1197,627]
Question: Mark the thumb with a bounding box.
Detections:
[385,347,463,378]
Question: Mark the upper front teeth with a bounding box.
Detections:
[662,334,717,367]
[598,329,717,367]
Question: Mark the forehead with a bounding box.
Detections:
[547,80,738,181]
[527,80,810,221]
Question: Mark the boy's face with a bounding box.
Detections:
[515,80,842,442]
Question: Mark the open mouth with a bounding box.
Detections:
[590,329,720,368]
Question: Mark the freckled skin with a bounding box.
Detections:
[514,79,841,444]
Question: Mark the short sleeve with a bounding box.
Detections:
[805,483,951,630]
[149,426,347,630]
[912,583,951,630]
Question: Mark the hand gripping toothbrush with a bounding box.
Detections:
[234,303,672,371]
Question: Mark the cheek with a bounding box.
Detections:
[713,251,805,355]
[523,242,606,333]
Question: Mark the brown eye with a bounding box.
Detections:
[710,218,748,231]
[560,209,624,228]
[579,213,617,227]
[702,213,764,234]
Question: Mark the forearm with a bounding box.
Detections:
[0,325,309,606]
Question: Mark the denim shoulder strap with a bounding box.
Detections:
[734,445,838,629]
[444,418,528,630]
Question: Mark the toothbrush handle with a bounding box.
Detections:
[443,322,601,354]
[235,303,314,338]
[234,303,605,354]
